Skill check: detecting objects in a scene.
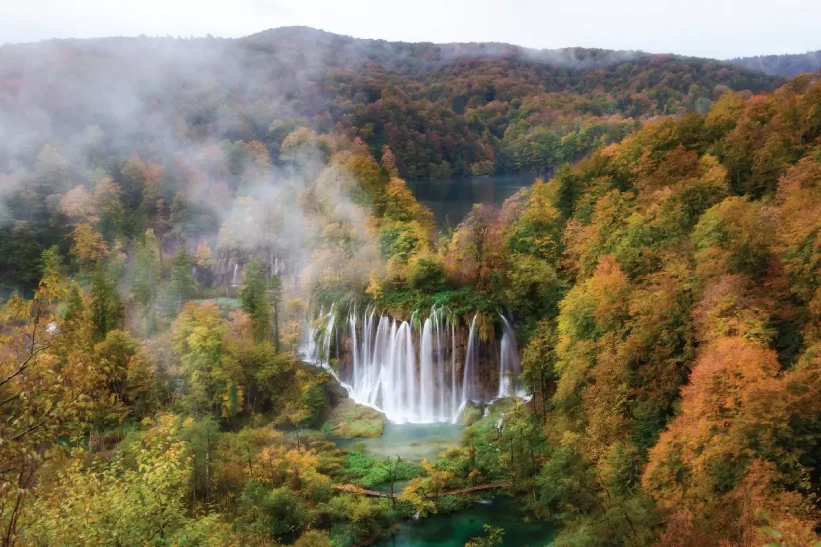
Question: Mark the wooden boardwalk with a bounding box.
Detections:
[332,481,510,499]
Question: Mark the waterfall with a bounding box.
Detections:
[420,318,435,421]
[498,314,524,398]
[302,306,522,424]
[231,262,240,287]
[450,321,457,419]
[455,313,479,420]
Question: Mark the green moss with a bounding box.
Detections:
[459,405,483,427]
[471,398,518,433]
[375,287,500,320]
[343,451,423,489]
[322,399,386,439]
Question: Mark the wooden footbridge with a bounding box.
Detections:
[332,481,511,499]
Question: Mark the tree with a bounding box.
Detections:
[0,272,109,545]
[381,145,398,178]
[444,204,499,287]
[276,403,311,451]
[60,186,98,225]
[173,302,228,417]
[465,525,505,547]
[69,223,109,272]
[26,415,245,546]
[194,240,215,285]
[131,229,161,335]
[0,222,44,288]
[521,319,559,421]
[643,338,781,512]
[94,176,125,242]
[168,248,195,314]
[239,261,270,343]
[90,266,122,341]
[268,273,282,352]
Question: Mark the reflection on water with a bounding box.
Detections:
[377,497,555,547]
[407,174,536,227]
[333,423,463,462]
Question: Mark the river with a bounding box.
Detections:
[407,174,537,227]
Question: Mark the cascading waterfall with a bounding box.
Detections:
[302,306,522,424]
[498,314,524,398]
[453,313,479,421]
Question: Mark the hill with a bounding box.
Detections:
[0,27,781,180]
[731,50,821,77]
[4,25,821,547]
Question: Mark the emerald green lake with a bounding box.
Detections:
[377,497,555,547]
[332,417,555,546]
[334,422,463,462]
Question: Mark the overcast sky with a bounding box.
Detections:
[1,0,819,59]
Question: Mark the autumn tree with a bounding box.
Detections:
[0,272,110,544]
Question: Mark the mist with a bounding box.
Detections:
[0,30,390,304]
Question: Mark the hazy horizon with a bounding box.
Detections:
[2,0,820,59]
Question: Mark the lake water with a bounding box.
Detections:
[407,174,536,227]
[331,422,556,546]
[376,497,555,547]
[333,422,463,462]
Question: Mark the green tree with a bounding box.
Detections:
[131,229,161,335]
[239,261,270,343]
[521,319,559,421]
[90,266,122,341]
[168,247,195,314]
[465,525,505,547]
[269,273,282,351]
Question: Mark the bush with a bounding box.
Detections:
[344,451,423,488]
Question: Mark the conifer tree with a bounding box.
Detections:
[239,261,270,343]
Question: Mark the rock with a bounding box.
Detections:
[458,404,483,426]
[323,398,387,438]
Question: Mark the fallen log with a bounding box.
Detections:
[331,481,510,499]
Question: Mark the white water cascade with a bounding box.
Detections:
[303,306,524,424]
[498,314,524,398]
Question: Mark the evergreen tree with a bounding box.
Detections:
[269,273,282,351]
[239,261,270,343]
[90,266,121,341]
[168,247,195,314]
[40,245,63,278]
[63,283,84,321]
[132,229,161,335]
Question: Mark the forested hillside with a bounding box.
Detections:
[439,73,821,546]
[3,27,821,547]
[732,50,821,77]
[1,26,779,186]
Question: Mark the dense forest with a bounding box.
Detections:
[1,26,781,186]
[3,26,821,547]
[732,50,821,77]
